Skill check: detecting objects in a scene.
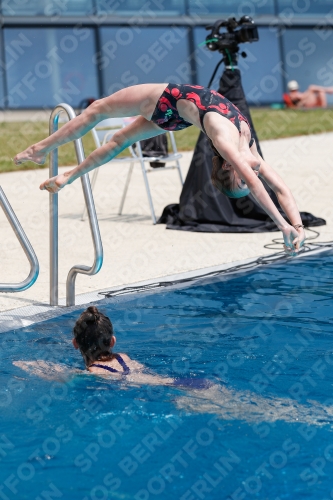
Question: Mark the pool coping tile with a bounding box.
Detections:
[0,244,330,334]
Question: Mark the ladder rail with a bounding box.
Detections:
[49,103,103,307]
[0,186,39,292]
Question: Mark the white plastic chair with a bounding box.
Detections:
[81,117,184,224]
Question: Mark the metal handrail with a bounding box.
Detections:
[49,103,103,307]
[0,186,39,292]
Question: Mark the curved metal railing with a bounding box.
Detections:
[49,103,103,307]
[0,186,39,292]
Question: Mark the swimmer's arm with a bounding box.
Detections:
[126,373,175,386]
[13,360,83,381]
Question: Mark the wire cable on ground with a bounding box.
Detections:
[263,227,333,250]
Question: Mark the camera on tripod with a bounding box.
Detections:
[205,16,259,54]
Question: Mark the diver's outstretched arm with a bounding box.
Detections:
[249,141,305,253]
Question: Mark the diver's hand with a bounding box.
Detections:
[39,171,71,193]
[282,225,305,256]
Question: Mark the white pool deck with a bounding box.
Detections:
[1,130,333,316]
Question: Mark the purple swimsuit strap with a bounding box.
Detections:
[92,354,130,374]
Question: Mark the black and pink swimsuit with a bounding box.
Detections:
[150,83,254,146]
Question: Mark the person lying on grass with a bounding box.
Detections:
[14,83,305,255]
[287,80,333,108]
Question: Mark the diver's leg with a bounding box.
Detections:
[14,99,109,165]
[39,116,165,193]
[14,84,165,165]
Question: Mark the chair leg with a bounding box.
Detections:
[168,131,184,186]
[118,163,134,215]
[176,159,184,185]
[81,168,99,221]
[140,160,156,224]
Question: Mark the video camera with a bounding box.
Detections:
[205,16,259,54]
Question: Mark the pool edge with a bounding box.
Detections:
[0,244,329,334]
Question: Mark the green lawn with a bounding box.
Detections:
[0,122,97,174]
[251,107,333,140]
[1,107,333,173]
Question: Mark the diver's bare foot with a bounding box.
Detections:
[13,146,46,165]
[40,172,71,193]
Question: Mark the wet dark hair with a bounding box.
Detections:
[209,141,247,199]
[211,155,236,197]
[208,140,231,196]
[73,306,114,366]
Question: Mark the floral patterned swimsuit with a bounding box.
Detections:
[150,83,254,147]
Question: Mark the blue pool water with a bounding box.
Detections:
[2,250,333,499]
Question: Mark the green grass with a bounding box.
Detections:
[0,122,97,174]
[2,107,333,173]
[251,107,333,140]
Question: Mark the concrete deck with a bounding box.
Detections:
[1,131,333,313]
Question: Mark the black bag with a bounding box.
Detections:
[78,97,96,112]
[139,134,168,168]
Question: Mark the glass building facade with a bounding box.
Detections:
[0,0,332,107]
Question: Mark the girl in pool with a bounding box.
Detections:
[14,306,333,426]
[71,305,175,385]
[15,306,208,388]
[14,83,304,255]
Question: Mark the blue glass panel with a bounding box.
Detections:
[96,0,185,16]
[0,35,5,107]
[3,28,99,108]
[277,0,333,17]
[99,26,190,95]
[188,0,275,17]
[283,28,333,105]
[2,0,94,16]
[193,26,283,104]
